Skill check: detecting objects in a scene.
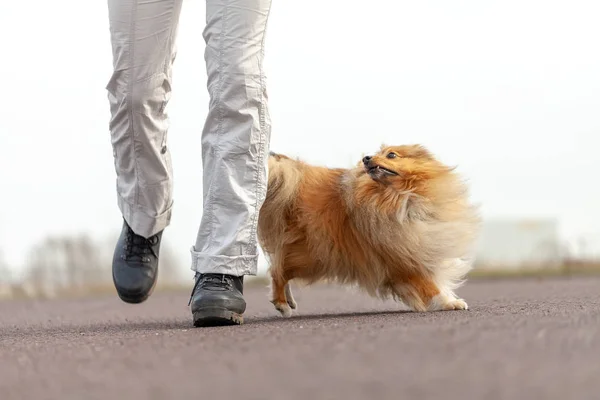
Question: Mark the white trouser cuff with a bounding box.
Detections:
[118,194,172,238]
[190,247,258,276]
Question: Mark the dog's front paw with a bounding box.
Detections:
[271,300,293,318]
[441,298,469,311]
[428,294,469,311]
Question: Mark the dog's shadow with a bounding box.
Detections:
[246,309,412,326]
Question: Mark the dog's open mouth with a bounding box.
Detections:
[368,165,398,176]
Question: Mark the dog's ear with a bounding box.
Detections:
[269,151,290,161]
[409,145,433,159]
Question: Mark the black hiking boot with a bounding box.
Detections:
[112,219,163,304]
[188,273,246,327]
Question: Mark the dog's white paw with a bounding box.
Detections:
[272,301,293,318]
[429,294,469,311]
[440,298,469,311]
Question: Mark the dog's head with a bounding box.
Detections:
[359,144,454,192]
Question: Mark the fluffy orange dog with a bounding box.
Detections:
[257,145,481,317]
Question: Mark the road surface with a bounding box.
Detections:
[1,276,600,400]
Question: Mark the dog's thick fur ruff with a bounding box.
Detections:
[257,145,481,316]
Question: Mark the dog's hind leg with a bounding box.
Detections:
[269,254,294,318]
[269,242,311,317]
[270,275,293,317]
[393,272,468,312]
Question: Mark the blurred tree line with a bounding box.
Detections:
[0,234,186,299]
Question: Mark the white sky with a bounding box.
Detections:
[1,0,599,276]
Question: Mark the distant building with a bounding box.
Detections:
[474,218,563,270]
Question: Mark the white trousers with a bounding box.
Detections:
[106,0,272,276]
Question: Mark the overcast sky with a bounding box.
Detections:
[1,0,599,276]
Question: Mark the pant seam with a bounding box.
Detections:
[127,0,141,213]
[203,3,229,251]
[245,1,273,255]
[162,0,181,206]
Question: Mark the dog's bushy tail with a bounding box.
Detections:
[257,152,303,255]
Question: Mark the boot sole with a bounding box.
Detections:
[193,308,244,327]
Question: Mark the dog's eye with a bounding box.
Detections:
[386,152,397,159]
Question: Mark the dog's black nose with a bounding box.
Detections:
[362,155,372,165]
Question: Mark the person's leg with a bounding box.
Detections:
[189,0,273,326]
[106,0,183,303]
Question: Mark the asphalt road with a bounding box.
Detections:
[1,276,600,400]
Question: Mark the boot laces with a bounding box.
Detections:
[122,226,159,263]
[187,274,234,306]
